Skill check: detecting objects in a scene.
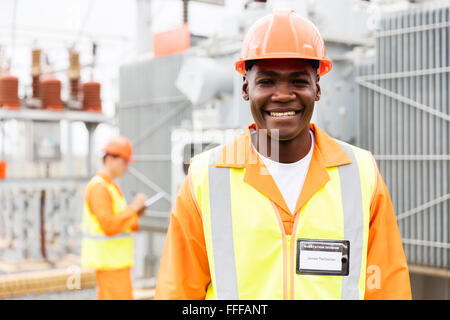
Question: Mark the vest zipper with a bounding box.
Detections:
[270,201,290,300]
[286,235,291,300]
[289,209,302,300]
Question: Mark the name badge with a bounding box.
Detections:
[296,239,349,276]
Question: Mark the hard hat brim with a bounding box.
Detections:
[235,57,332,77]
[102,149,134,163]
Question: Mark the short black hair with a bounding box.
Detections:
[102,153,120,164]
[244,60,259,72]
[245,59,320,74]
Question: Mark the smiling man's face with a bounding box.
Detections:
[243,58,321,141]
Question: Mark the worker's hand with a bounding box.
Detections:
[130,193,147,215]
[137,207,147,217]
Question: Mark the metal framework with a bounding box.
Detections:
[0,109,113,263]
[0,179,87,262]
[357,6,449,268]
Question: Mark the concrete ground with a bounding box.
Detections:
[5,288,97,300]
[4,287,155,300]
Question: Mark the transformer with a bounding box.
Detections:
[0,73,20,109]
[40,76,63,111]
[82,80,102,112]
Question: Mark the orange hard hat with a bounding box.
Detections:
[102,136,134,162]
[235,9,332,77]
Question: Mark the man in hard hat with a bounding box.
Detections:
[81,135,147,300]
[155,9,412,299]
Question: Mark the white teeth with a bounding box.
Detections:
[270,111,296,117]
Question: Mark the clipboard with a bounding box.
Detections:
[144,192,165,208]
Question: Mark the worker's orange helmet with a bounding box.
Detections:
[102,136,134,162]
[235,9,332,77]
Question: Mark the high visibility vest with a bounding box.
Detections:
[189,140,376,300]
[81,175,134,270]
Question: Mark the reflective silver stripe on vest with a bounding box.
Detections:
[337,141,364,300]
[82,232,132,240]
[208,146,239,300]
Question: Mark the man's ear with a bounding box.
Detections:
[315,79,321,101]
[242,75,249,101]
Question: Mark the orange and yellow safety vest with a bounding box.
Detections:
[81,175,134,270]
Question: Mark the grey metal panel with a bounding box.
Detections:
[408,10,415,264]
[357,5,450,269]
[443,7,449,268]
[315,42,359,144]
[118,54,192,211]
[118,54,193,278]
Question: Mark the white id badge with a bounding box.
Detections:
[296,239,350,276]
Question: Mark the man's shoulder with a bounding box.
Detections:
[312,124,373,162]
[86,175,110,196]
[332,138,374,159]
[85,176,112,204]
[190,144,225,168]
[328,137,378,179]
[87,175,107,188]
[190,130,248,167]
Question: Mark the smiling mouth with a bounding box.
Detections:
[266,110,301,118]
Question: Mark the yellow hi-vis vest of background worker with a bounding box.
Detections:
[81,175,134,270]
[189,140,376,300]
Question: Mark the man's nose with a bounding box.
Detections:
[271,84,295,102]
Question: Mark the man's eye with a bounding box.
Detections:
[257,79,273,85]
[293,79,308,85]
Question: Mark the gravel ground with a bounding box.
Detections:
[5,288,97,300]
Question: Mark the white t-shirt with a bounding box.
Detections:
[252,130,315,214]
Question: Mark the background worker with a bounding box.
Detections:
[81,135,147,300]
[155,9,411,300]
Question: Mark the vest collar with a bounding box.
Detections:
[215,123,351,169]
[96,171,113,184]
[96,171,123,196]
[214,123,352,215]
